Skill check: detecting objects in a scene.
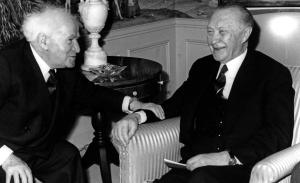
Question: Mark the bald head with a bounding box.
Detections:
[207,4,253,63]
[213,4,254,30]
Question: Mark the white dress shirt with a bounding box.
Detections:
[217,50,247,99]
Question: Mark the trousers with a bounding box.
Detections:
[154,164,251,183]
[0,140,86,183]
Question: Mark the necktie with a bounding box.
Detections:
[214,64,228,98]
[46,69,57,95]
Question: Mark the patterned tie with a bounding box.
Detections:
[46,69,57,95]
[214,64,228,98]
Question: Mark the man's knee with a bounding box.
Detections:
[56,141,80,156]
[291,162,300,183]
[189,167,217,183]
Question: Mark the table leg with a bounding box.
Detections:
[81,112,112,183]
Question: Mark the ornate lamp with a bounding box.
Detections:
[78,0,108,70]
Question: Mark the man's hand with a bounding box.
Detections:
[130,100,165,120]
[111,113,140,146]
[2,154,33,183]
[186,151,230,171]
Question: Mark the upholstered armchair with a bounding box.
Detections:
[112,117,182,183]
[249,66,300,183]
[112,66,300,183]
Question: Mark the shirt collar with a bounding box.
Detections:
[218,49,247,78]
[30,44,51,81]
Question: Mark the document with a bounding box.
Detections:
[164,158,187,169]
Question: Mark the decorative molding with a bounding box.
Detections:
[185,39,210,78]
[128,40,171,75]
[104,19,177,41]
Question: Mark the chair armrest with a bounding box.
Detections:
[112,117,182,183]
[250,143,300,183]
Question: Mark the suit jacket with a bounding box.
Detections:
[0,39,125,158]
[148,50,294,166]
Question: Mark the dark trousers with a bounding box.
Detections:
[0,140,86,183]
[154,165,251,183]
[291,161,300,183]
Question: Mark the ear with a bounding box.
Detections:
[241,26,252,43]
[36,33,49,50]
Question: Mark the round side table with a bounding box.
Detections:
[81,56,163,183]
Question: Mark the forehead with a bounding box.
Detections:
[208,8,242,29]
[54,19,78,38]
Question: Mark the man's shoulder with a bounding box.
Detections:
[250,50,289,71]
[0,38,27,53]
[0,38,28,61]
[248,50,291,79]
[191,54,216,69]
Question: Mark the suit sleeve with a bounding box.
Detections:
[72,71,126,113]
[146,59,204,122]
[232,66,294,165]
[0,55,10,110]
[0,55,15,160]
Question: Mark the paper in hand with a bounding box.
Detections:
[164,158,186,169]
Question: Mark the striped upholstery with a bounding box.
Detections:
[250,66,300,183]
[291,67,300,145]
[112,117,182,183]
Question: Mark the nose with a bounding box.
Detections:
[73,40,80,53]
[210,32,220,45]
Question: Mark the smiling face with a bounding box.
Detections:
[46,21,80,68]
[207,8,251,63]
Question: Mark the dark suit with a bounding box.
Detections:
[150,50,294,183]
[0,39,126,182]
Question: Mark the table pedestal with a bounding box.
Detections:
[81,56,163,183]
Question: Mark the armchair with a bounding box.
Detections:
[112,66,300,183]
[250,66,300,183]
[112,117,182,183]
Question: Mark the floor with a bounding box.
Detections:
[86,164,120,183]
[67,116,120,183]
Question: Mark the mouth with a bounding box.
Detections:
[212,46,225,51]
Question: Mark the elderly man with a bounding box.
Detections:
[112,4,294,183]
[0,4,163,183]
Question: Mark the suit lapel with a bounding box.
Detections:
[24,42,53,122]
[192,59,220,112]
[226,51,258,125]
[182,59,220,139]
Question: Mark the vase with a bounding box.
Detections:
[79,0,109,69]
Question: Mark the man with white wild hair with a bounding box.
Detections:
[0,4,164,183]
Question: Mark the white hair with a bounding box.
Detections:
[22,5,77,42]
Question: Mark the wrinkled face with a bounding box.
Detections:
[46,22,80,68]
[207,8,248,63]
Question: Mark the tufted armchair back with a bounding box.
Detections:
[290,67,300,146]
[249,10,300,183]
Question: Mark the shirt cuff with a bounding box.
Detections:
[0,145,13,166]
[235,157,242,165]
[135,110,147,124]
[122,96,132,113]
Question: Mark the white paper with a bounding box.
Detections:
[164,158,186,169]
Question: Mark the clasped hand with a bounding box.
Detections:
[111,102,165,146]
[129,100,165,120]
[186,151,231,171]
[2,154,42,183]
